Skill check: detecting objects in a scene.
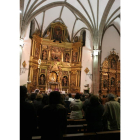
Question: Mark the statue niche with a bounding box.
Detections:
[42,49,47,60]
[49,72,57,82]
[64,53,70,62]
[39,74,45,85]
[62,76,68,86]
[53,26,62,43]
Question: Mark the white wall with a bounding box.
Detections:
[80,30,93,93]
[20,24,31,86]
[101,26,120,64]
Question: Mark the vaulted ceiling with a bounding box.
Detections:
[20,0,120,47]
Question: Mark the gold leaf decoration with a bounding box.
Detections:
[84,67,89,74]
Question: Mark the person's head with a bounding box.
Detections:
[30,93,36,101]
[49,91,61,105]
[42,94,49,105]
[20,86,27,101]
[36,94,43,100]
[75,93,80,99]
[68,93,72,98]
[65,96,69,101]
[107,93,115,101]
[90,95,100,106]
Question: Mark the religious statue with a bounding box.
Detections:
[111,77,115,86]
[40,74,45,85]
[49,72,57,82]
[65,53,70,62]
[103,79,108,89]
[35,47,39,58]
[53,26,62,43]
[62,76,68,86]
[72,52,77,62]
[111,59,116,69]
[42,50,47,60]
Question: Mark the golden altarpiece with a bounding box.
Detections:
[27,22,82,93]
[100,50,120,96]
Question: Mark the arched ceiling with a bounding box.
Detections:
[20,0,120,46]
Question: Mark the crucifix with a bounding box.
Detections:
[112,48,115,54]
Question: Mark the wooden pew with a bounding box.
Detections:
[67,119,87,125]
[66,125,86,134]
[63,132,97,140]
[96,130,120,140]
[32,130,120,140]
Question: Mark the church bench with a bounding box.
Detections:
[32,130,120,140]
[66,124,87,133]
[67,119,87,125]
[63,132,97,140]
[96,130,120,140]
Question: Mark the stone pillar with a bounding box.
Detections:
[92,50,101,94]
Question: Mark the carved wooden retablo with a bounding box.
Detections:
[100,49,120,97]
[27,22,82,93]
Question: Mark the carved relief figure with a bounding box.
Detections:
[62,76,68,86]
[65,53,70,62]
[51,47,61,61]
[72,52,78,62]
[42,50,47,60]
[52,62,58,71]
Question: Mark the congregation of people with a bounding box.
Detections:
[20,86,120,140]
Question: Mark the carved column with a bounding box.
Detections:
[61,51,63,62]
[39,44,42,59]
[70,49,72,63]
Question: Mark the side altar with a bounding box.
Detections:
[27,22,83,93]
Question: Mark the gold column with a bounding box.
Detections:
[69,71,71,91]
[31,39,34,56]
[39,44,41,59]
[76,71,77,86]
[79,47,82,62]
[78,48,80,62]
[48,50,51,60]
[61,52,63,62]
[77,71,79,87]
[70,49,72,62]
[37,68,39,86]
[34,41,36,57]
[30,67,33,84]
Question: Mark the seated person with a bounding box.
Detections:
[39,91,67,140]
[68,93,74,101]
[85,94,104,132]
[103,93,120,130]
[64,96,71,114]
[20,86,37,140]
[33,94,43,117]
[70,93,83,119]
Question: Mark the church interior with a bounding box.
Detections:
[20,0,120,139]
[20,0,120,96]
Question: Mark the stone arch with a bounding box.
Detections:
[21,2,93,41]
